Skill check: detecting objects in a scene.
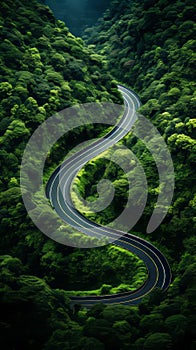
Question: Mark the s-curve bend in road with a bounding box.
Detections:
[46,85,172,308]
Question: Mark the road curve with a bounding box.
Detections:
[46,85,171,308]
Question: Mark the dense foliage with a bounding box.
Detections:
[0,0,195,349]
[83,0,196,254]
[82,0,196,251]
[78,0,196,348]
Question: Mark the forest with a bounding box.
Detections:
[0,0,195,349]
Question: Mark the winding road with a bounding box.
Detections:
[46,85,171,308]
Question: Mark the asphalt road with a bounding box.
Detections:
[46,85,171,308]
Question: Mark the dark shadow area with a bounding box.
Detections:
[44,0,111,36]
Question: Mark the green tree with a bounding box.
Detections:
[143,332,172,350]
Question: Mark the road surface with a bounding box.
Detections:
[46,85,171,308]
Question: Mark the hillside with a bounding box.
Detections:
[0,1,144,348]
[0,0,196,349]
[82,0,196,261]
[76,0,196,348]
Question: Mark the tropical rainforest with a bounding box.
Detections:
[0,0,195,349]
